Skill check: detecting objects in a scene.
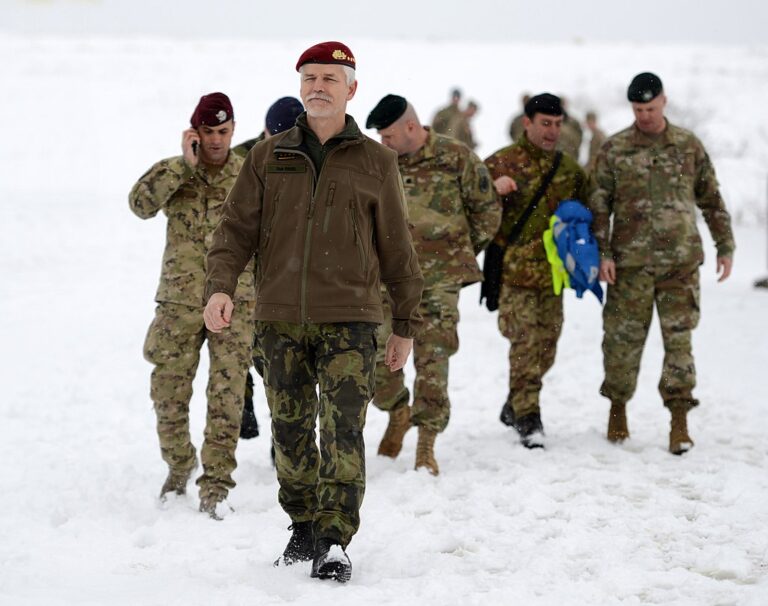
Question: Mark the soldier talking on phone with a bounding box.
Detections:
[129,92,257,519]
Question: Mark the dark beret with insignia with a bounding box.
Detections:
[366,94,408,130]
[296,41,356,71]
[524,93,563,119]
[190,92,233,128]
[627,72,663,103]
[265,97,304,135]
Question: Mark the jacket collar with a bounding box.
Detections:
[277,112,363,150]
[400,127,437,165]
[631,119,673,147]
[519,131,556,161]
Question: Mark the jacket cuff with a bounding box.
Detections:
[391,319,420,339]
[203,281,235,303]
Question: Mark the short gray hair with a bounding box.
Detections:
[299,65,356,86]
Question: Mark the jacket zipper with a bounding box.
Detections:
[275,140,358,323]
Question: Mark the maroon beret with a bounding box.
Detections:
[190,92,234,128]
[295,41,356,72]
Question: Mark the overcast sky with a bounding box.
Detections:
[1,0,764,44]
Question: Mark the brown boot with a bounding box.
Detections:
[377,405,411,458]
[669,408,694,455]
[415,427,439,475]
[607,402,629,443]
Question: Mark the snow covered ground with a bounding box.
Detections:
[1,36,766,605]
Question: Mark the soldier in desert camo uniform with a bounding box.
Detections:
[129,92,256,518]
[366,94,500,475]
[589,72,734,454]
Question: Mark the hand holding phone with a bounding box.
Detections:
[182,128,200,167]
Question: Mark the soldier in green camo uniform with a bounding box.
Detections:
[366,95,500,475]
[204,43,423,583]
[485,93,588,449]
[589,72,734,454]
[432,88,463,137]
[129,92,256,518]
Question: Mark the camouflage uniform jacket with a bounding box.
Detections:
[585,127,606,174]
[129,153,256,306]
[400,128,500,289]
[557,116,584,161]
[432,105,461,137]
[485,134,589,288]
[589,121,735,267]
[204,116,424,339]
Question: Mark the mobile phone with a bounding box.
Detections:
[191,141,198,156]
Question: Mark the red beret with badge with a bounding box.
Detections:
[296,41,356,71]
[190,92,234,128]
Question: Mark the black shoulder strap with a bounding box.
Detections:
[503,151,563,245]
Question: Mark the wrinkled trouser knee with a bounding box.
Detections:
[498,285,563,417]
[601,265,699,410]
[259,320,376,548]
[143,301,254,498]
[373,287,460,433]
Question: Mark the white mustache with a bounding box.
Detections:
[307,93,332,102]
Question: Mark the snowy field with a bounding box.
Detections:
[1,36,767,605]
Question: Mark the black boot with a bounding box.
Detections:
[240,371,260,440]
[499,402,516,427]
[515,412,545,449]
[274,521,314,566]
[311,538,352,583]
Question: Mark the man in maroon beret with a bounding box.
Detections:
[203,41,423,582]
[130,92,257,520]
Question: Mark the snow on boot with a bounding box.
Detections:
[159,461,197,500]
[377,405,411,458]
[499,401,517,427]
[198,494,233,521]
[515,412,545,449]
[607,402,629,443]
[415,427,439,475]
[669,408,694,455]
[274,521,314,566]
[310,538,352,583]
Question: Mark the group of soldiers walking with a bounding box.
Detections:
[129,40,734,583]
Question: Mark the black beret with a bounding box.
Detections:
[366,94,408,130]
[627,72,663,103]
[265,97,303,135]
[524,93,563,119]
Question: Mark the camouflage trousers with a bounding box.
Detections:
[498,284,563,417]
[601,265,700,411]
[143,301,255,500]
[372,286,460,433]
[257,320,377,548]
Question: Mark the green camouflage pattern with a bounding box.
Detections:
[557,115,584,161]
[589,121,735,266]
[372,286,460,433]
[485,134,589,288]
[143,301,256,499]
[129,153,256,306]
[508,113,525,142]
[401,129,500,289]
[586,127,606,174]
[601,265,701,411]
[257,320,377,548]
[498,283,563,417]
[444,113,476,149]
[431,104,461,137]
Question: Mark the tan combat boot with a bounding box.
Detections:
[415,427,439,475]
[607,402,630,443]
[377,405,411,458]
[159,460,198,500]
[669,408,694,455]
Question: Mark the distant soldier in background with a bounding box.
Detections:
[232,95,304,442]
[233,96,304,158]
[557,97,583,161]
[129,92,256,518]
[367,94,500,474]
[446,99,479,150]
[432,88,463,136]
[508,93,531,142]
[589,72,735,454]
[485,93,588,449]
[584,110,606,174]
